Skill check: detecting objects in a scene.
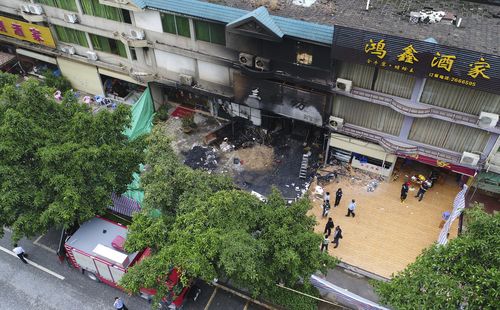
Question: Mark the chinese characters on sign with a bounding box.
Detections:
[363,39,491,89]
[0,16,55,47]
[364,39,387,59]
[365,41,416,73]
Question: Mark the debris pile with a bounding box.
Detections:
[183,145,218,171]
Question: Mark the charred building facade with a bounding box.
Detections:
[0,0,499,190]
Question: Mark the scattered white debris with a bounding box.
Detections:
[251,191,267,202]
[293,0,317,7]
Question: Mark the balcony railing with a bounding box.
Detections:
[339,124,468,165]
[333,88,495,131]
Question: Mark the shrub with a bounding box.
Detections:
[43,70,72,93]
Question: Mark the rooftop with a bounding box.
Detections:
[199,0,500,55]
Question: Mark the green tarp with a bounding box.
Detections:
[124,88,155,140]
[123,88,154,204]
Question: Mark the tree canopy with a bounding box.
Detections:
[120,125,337,309]
[0,72,144,241]
[374,205,500,309]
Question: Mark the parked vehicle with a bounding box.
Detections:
[63,216,191,309]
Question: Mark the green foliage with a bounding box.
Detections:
[0,72,17,93]
[42,70,72,93]
[0,78,144,241]
[120,124,337,308]
[374,204,500,310]
[155,104,169,122]
[181,114,196,129]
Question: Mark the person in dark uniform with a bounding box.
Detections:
[334,188,343,207]
[324,217,334,237]
[415,181,430,201]
[400,182,410,203]
[332,226,343,248]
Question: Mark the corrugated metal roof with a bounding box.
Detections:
[131,0,333,44]
[227,7,284,38]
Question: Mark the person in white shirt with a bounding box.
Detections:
[113,297,128,310]
[13,244,28,264]
[346,199,356,217]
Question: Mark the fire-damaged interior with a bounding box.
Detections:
[233,73,329,127]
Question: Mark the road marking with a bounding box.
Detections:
[0,245,65,280]
[33,234,44,244]
[33,234,57,254]
[204,287,218,310]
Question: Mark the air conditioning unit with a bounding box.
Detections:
[28,4,44,15]
[460,152,480,166]
[328,116,344,130]
[86,51,98,61]
[129,29,145,40]
[239,52,254,67]
[20,4,30,13]
[255,57,271,71]
[61,46,76,55]
[478,112,499,128]
[336,78,352,93]
[179,74,193,86]
[64,13,78,24]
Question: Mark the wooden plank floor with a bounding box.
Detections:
[310,169,460,278]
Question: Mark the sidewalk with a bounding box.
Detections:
[325,266,381,303]
[312,264,391,310]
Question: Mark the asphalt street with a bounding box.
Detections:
[0,227,266,310]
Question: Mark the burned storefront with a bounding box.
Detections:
[223,6,333,130]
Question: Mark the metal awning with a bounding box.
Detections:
[16,48,57,65]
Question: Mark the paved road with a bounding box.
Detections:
[0,228,267,310]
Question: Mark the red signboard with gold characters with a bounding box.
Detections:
[332,26,500,95]
[0,16,56,48]
[398,153,476,177]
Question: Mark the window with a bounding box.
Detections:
[296,42,313,65]
[37,0,78,12]
[194,20,225,45]
[81,0,131,23]
[54,25,88,47]
[160,13,190,38]
[129,47,137,61]
[89,34,127,57]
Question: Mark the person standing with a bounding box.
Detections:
[113,297,128,310]
[322,201,330,218]
[334,188,343,207]
[415,181,430,201]
[332,226,343,248]
[320,235,329,252]
[324,217,334,237]
[324,192,331,205]
[400,182,410,203]
[12,244,28,264]
[346,199,356,217]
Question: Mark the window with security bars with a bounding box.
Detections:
[37,0,78,12]
[81,0,131,23]
[194,20,225,45]
[89,34,127,58]
[160,13,190,38]
[54,25,88,47]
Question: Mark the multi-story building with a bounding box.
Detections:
[0,0,499,191]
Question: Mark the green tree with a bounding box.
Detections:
[0,74,144,241]
[120,125,337,309]
[374,205,500,309]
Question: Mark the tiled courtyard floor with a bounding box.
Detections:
[310,166,461,278]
